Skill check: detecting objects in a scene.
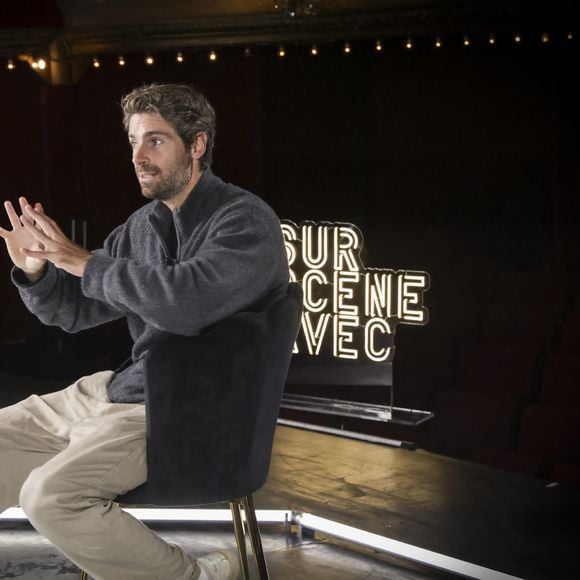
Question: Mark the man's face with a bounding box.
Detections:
[128,113,194,207]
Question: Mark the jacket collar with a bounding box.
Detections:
[148,168,225,228]
[173,168,224,228]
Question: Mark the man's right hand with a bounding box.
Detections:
[0,197,47,283]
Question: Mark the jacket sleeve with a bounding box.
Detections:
[11,263,125,334]
[80,202,288,336]
[12,223,126,333]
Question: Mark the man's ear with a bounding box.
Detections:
[190,132,208,162]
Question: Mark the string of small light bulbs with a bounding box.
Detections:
[3,30,575,72]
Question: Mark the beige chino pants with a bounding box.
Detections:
[0,370,197,580]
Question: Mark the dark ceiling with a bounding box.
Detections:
[0,0,577,82]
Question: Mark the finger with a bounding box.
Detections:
[23,204,60,237]
[20,199,45,215]
[4,201,22,230]
[20,214,52,245]
[24,204,56,236]
[19,198,41,230]
[23,203,67,240]
[18,197,30,214]
[20,247,51,260]
[0,226,11,239]
[20,199,48,224]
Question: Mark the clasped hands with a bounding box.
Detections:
[0,196,91,282]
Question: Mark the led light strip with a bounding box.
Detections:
[0,507,290,524]
[297,513,522,580]
[124,508,291,523]
[0,507,522,579]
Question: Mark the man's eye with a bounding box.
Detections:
[152,139,162,146]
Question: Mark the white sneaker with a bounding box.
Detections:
[196,550,240,580]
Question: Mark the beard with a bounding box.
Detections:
[136,153,193,202]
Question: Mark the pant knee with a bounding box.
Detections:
[19,470,69,531]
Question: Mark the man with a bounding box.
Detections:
[0,83,289,579]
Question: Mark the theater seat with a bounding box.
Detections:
[492,271,570,314]
[517,404,580,476]
[426,389,522,458]
[455,344,540,401]
[560,311,580,354]
[539,353,580,407]
[455,403,580,478]
[424,344,541,462]
[466,446,542,477]
[550,462,580,488]
[480,303,559,354]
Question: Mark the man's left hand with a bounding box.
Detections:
[20,203,92,278]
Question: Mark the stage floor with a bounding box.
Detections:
[1,417,579,578]
[256,425,580,580]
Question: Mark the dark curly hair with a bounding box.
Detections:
[121,83,216,169]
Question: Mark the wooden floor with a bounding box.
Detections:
[257,425,580,580]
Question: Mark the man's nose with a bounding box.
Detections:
[132,143,148,166]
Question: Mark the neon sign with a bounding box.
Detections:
[282,221,430,363]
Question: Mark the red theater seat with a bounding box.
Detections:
[492,271,570,314]
[466,446,542,477]
[480,303,559,354]
[426,389,522,457]
[466,404,580,480]
[550,462,580,488]
[574,277,580,310]
[455,344,540,401]
[517,404,580,468]
[560,311,580,354]
[540,353,580,407]
[424,345,540,462]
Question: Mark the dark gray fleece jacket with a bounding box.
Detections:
[12,170,289,402]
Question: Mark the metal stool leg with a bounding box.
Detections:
[230,500,251,580]
[242,495,270,580]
